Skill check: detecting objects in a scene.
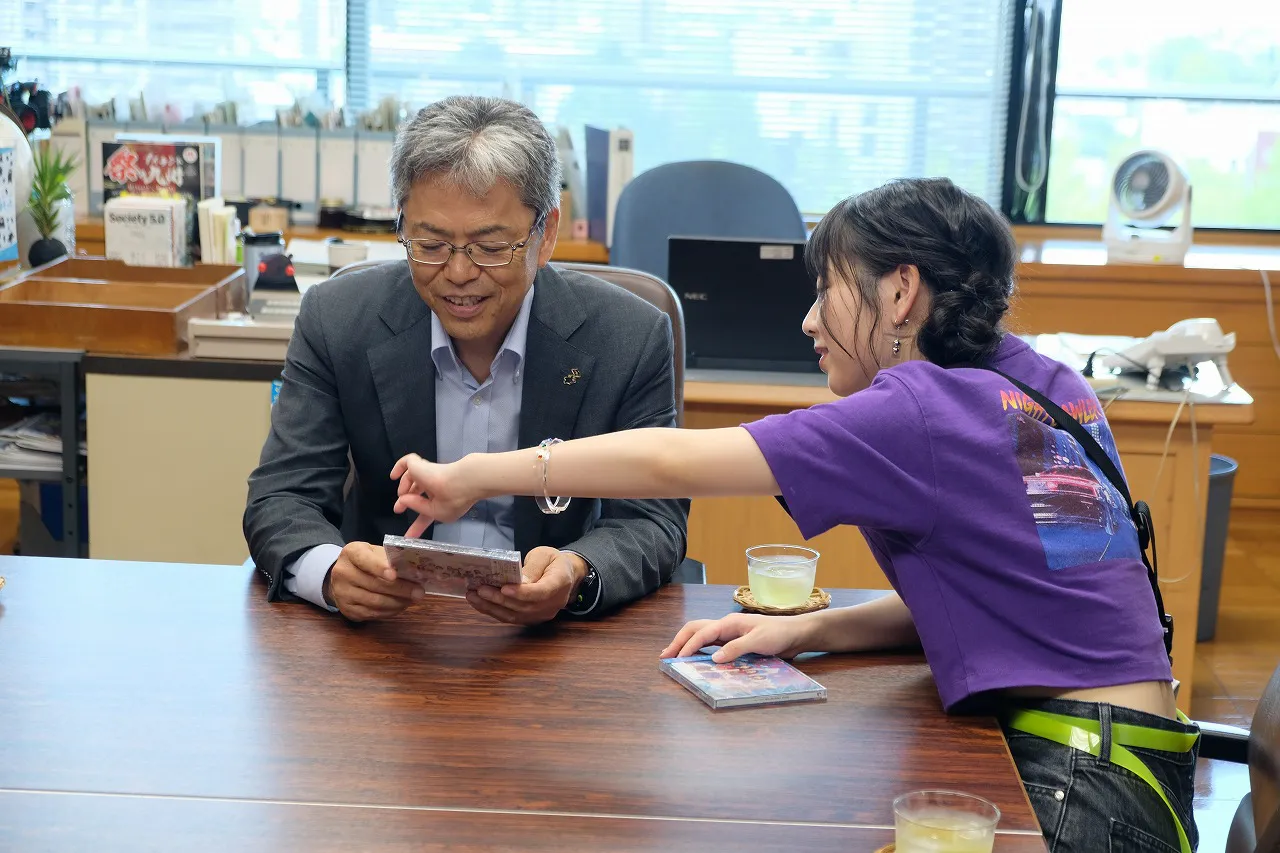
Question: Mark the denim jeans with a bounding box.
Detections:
[1000,697,1200,853]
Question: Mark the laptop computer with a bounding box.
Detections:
[667,236,820,373]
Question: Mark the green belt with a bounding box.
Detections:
[1004,708,1199,853]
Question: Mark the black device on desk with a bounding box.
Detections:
[667,236,819,373]
[248,252,302,320]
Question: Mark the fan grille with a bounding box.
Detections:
[1114,156,1171,214]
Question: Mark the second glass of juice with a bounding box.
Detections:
[892,790,1000,853]
[745,544,819,608]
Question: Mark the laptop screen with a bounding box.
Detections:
[667,236,820,373]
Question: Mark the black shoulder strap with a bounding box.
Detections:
[986,368,1132,504]
[978,366,1173,662]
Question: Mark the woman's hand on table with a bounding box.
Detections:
[660,612,817,663]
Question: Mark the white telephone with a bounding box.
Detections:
[1100,318,1235,391]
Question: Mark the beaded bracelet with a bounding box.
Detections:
[534,438,571,515]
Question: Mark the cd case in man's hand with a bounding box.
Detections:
[383,535,523,598]
[659,653,828,709]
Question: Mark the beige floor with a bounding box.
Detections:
[0,481,1273,849]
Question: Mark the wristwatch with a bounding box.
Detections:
[563,558,601,616]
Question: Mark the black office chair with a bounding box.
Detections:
[1197,661,1280,853]
[555,261,705,585]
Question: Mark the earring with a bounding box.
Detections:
[892,321,903,357]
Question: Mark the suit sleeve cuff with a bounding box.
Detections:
[559,549,603,615]
[284,543,343,612]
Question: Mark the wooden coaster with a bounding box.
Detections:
[733,585,830,615]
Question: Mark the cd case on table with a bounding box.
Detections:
[659,653,828,709]
[383,535,522,598]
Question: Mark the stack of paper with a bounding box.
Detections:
[197,197,239,265]
[0,442,61,472]
[104,195,188,267]
[0,413,86,473]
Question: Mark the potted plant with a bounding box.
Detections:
[27,145,79,267]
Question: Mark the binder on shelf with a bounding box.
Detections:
[355,130,395,209]
[206,124,245,201]
[280,127,319,223]
[584,125,634,247]
[318,128,357,208]
[241,123,281,200]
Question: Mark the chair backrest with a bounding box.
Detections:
[1246,663,1280,852]
[610,159,807,283]
[332,258,393,278]
[554,262,685,427]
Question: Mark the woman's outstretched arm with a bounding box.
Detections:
[391,426,779,534]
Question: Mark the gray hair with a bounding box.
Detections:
[389,95,562,229]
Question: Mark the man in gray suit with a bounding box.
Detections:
[244,95,689,624]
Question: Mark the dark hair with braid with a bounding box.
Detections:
[805,177,1017,367]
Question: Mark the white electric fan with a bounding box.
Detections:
[1102,149,1192,265]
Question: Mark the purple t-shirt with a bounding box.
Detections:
[743,334,1173,711]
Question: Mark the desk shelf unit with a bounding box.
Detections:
[0,346,86,558]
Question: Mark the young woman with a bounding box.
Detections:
[390,178,1200,853]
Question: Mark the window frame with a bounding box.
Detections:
[1021,0,1280,235]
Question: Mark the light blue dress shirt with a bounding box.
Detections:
[284,287,536,611]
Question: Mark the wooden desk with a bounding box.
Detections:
[1012,238,1280,512]
[73,218,610,265]
[0,792,1047,853]
[73,346,1249,713]
[683,372,1253,714]
[0,559,1045,850]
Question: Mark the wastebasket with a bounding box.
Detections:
[1197,454,1238,642]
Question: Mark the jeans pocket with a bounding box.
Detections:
[1108,818,1181,853]
[1022,781,1067,846]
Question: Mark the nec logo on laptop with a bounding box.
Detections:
[683,292,709,301]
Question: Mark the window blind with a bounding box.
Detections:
[4,0,346,123]
[354,0,1016,214]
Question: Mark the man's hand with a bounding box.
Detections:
[326,541,425,622]
[466,546,586,627]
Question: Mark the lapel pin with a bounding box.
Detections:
[563,368,581,386]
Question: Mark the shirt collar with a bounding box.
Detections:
[431,285,536,379]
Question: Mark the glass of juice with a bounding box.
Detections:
[745,544,819,608]
[893,790,1000,853]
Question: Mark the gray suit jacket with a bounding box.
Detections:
[244,261,690,615]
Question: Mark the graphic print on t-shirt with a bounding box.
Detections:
[1003,389,1140,570]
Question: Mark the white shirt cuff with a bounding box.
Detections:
[284,543,343,612]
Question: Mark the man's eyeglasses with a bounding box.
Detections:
[398,225,539,268]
